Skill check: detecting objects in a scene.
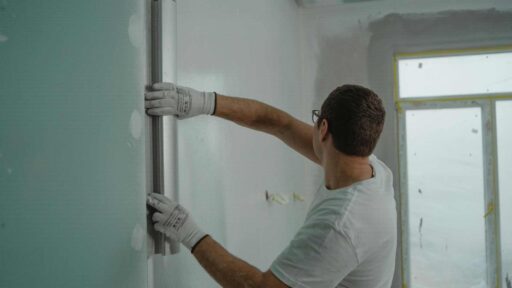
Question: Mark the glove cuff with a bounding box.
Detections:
[190,234,210,254]
[204,91,216,115]
[182,228,207,251]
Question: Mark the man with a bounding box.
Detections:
[145,83,397,288]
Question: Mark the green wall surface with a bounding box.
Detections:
[0,1,148,287]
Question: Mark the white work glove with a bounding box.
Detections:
[145,82,216,119]
[147,193,208,251]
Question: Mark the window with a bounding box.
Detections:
[396,48,512,288]
[406,108,486,287]
[398,51,512,98]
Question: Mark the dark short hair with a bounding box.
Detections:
[320,84,385,157]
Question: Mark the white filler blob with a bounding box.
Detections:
[0,34,8,43]
[131,224,145,251]
[128,13,143,48]
[130,110,142,139]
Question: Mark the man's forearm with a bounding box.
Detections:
[213,94,320,164]
[192,236,263,288]
[214,94,291,137]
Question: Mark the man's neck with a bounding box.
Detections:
[323,153,372,190]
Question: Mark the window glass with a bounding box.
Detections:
[406,107,487,287]
[398,52,512,98]
[497,101,512,287]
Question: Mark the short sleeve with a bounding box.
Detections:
[270,220,359,288]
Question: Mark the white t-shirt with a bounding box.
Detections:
[270,155,397,288]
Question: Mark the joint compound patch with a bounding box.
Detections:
[130,110,142,139]
[0,33,7,43]
[164,205,188,232]
[131,224,145,251]
[128,13,143,48]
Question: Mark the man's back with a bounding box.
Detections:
[337,155,396,287]
[271,155,397,288]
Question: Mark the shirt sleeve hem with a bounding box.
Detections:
[270,264,309,288]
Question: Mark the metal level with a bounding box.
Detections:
[149,0,179,255]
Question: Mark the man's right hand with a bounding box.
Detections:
[145,82,216,119]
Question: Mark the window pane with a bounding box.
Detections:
[497,101,512,286]
[406,108,487,287]
[399,52,512,98]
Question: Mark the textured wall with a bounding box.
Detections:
[0,1,148,287]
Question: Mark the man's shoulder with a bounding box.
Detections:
[369,154,394,180]
[307,187,358,223]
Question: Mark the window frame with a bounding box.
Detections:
[395,46,512,288]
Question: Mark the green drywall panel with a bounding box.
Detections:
[0,1,148,287]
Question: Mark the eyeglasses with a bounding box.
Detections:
[312,110,322,124]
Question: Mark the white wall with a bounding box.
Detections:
[154,1,318,287]
[154,1,512,287]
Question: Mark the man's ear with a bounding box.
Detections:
[319,119,329,141]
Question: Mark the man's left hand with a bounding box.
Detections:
[147,193,207,251]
